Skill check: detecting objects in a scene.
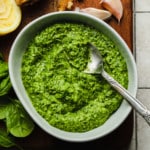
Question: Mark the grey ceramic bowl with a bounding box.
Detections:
[9,11,137,142]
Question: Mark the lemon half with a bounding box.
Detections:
[0,0,22,36]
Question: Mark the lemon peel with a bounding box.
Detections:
[0,0,22,36]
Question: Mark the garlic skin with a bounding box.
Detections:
[100,0,123,22]
[80,7,112,20]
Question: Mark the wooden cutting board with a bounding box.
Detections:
[0,0,133,149]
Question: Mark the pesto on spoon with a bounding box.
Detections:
[85,43,150,126]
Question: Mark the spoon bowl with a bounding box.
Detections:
[84,43,104,74]
[86,43,150,126]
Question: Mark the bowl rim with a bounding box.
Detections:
[9,11,138,142]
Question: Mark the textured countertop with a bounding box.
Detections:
[129,0,150,150]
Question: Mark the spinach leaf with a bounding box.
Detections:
[6,100,34,137]
[0,97,35,138]
[0,63,8,79]
[0,128,16,148]
[0,52,34,149]
[0,96,11,119]
[0,53,12,96]
[0,104,8,119]
[0,76,12,96]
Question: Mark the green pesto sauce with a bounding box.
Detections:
[21,23,128,132]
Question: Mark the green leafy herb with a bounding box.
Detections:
[0,52,34,149]
[0,76,12,96]
[0,63,8,79]
[0,98,34,149]
[0,54,12,96]
[0,128,16,148]
[6,99,34,137]
[0,98,34,138]
[0,102,9,119]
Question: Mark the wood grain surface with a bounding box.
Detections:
[0,0,133,150]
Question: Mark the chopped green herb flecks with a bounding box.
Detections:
[22,23,128,132]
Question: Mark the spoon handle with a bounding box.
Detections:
[102,70,150,126]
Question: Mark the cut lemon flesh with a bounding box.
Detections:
[0,0,22,36]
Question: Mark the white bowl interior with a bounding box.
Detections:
[9,11,138,142]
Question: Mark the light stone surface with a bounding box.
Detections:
[137,89,150,150]
[134,0,150,11]
[129,0,150,150]
[135,13,150,87]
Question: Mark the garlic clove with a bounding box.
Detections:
[100,0,123,22]
[80,7,112,20]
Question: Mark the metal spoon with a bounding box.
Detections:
[84,43,150,126]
